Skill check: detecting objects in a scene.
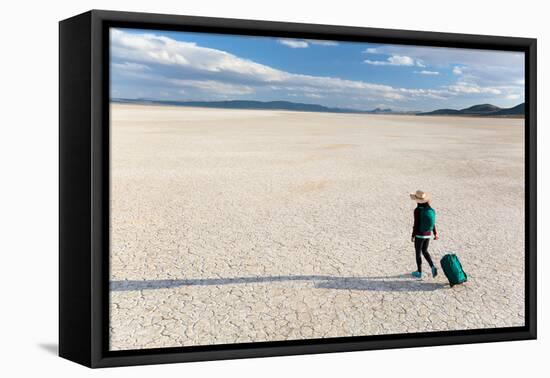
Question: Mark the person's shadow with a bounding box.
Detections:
[111,274,447,292]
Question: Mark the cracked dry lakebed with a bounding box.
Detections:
[109,103,525,351]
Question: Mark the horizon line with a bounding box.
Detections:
[111,97,525,115]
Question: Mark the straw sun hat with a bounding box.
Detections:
[409,190,430,204]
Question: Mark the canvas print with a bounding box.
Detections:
[109,27,525,351]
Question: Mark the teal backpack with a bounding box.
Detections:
[417,206,436,233]
[440,254,468,287]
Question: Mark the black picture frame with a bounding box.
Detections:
[59,9,537,368]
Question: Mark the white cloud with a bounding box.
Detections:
[171,79,255,95]
[111,29,289,82]
[363,59,389,66]
[388,55,415,66]
[416,60,426,68]
[506,94,521,100]
[364,55,425,67]
[277,38,339,48]
[415,70,440,75]
[304,93,324,98]
[112,62,151,71]
[452,66,464,75]
[397,87,449,100]
[305,39,339,46]
[383,92,406,100]
[277,39,309,48]
[363,47,379,54]
[447,81,501,95]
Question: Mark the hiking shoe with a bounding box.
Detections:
[431,266,438,278]
[411,271,422,278]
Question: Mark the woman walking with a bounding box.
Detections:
[410,190,438,278]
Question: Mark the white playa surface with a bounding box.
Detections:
[109,103,525,351]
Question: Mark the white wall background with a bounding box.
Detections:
[0,0,546,375]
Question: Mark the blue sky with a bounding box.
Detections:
[110,28,524,112]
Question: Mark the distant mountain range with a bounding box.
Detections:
[112,98,416,115]
[418,103,525,117]
[113,98,524,117]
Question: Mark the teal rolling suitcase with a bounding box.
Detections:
[440,254,467,287]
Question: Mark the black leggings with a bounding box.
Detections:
[414,237,434,272]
